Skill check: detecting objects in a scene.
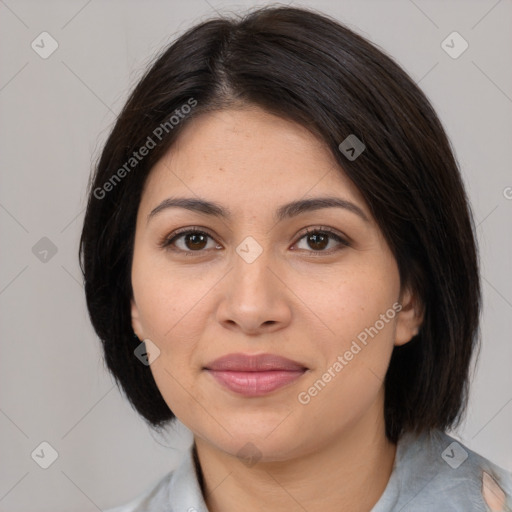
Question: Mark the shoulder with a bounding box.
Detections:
[103,471,175,512]
[102,443,207,512]
[391,429,512,511]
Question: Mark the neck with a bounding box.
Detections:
[193,396,396,512]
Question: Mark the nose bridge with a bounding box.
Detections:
[215,233,291,331]
[232,234,276,297]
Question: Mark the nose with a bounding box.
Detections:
[215,239,292,335]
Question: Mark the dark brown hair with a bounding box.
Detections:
[79,5,481,443]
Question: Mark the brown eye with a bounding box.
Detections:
[160,226,349,256]
[306,232,329,250]
[294,228,349,254]
[160,228,219,253]
[182,232,208,250]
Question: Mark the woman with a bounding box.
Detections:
[79,5,512,511]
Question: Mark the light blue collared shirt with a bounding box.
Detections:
[104,429,512,511]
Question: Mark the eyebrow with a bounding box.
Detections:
[147,196,369,224]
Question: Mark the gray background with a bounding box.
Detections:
[0,0,511,510]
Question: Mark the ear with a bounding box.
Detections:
[395,286,424,346]
[131,298,144,340]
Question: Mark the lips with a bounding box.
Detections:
[204,353,308,397]
[205,353,307,372]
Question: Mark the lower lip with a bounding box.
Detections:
[205,369,306,397]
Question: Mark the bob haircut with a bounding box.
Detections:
[79,5,480,444]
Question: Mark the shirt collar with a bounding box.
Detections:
[167,440,209,512]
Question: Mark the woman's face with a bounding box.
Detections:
[131,106,420,461]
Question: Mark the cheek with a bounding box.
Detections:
[132,264,209,421]
[294,261,399,403]
[132,251,209,342]
[131,265,205,416]
[297,261,400,346]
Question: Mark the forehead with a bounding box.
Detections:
[140,107,367,214]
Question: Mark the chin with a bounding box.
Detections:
[206,422,306,462]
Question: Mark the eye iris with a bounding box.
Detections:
[308,232,328,250]
[186,232,208,250]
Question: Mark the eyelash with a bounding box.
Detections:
[158,226,350,257]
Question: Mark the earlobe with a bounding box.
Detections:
[131,298,144,340]
[395,288,424,346]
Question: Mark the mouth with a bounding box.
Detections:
[205,368,307,396]
[203,352,308,397]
